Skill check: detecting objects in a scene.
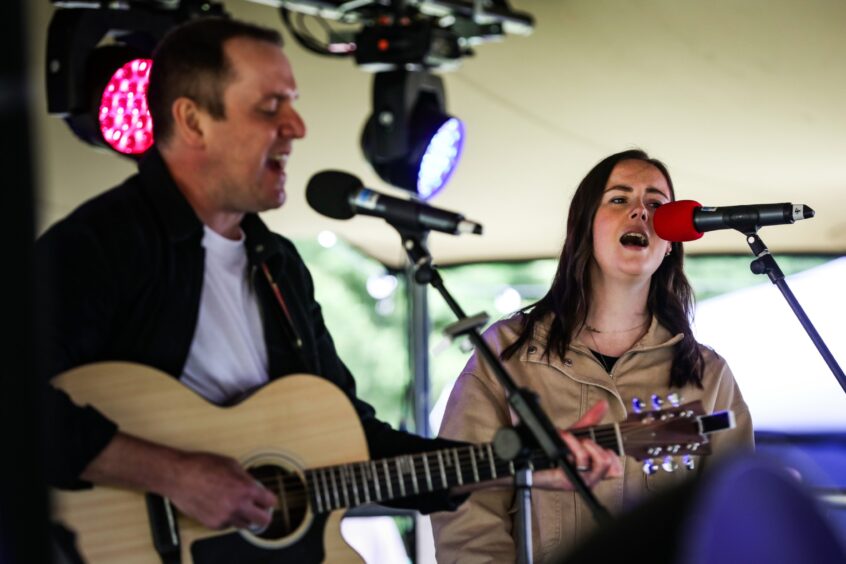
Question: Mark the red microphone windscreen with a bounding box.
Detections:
[654,200,704,242]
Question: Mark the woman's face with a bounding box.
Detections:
[591,159,673,282]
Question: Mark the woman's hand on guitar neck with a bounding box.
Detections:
[534,399,623,490]
[80,432,278,531]
[450,400,623,496]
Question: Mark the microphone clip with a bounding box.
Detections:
[394,224,436,284]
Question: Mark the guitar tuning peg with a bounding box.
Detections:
[667,392,681,407]
[651,394,663,410]
[631,397,644,414]
[682,455,695,471]
[642,459,659,476]
[661,456,678,473]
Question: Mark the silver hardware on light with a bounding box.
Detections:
[667,392,681,407]
[632,397,644,414]
[651,394,663,410]
[648,447,662,456]
[682,455,695,470]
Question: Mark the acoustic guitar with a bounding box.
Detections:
[52,362,733,563]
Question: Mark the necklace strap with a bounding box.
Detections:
[585,328,614,373]
[589,349,618,373]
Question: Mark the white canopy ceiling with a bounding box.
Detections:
[30,1,846,267]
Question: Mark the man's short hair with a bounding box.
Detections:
[147,17,283,144]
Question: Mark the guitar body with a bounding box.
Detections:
[52,362,369,563]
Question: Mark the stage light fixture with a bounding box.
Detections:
[46,2,225,157]
[360,70,464,200]
[97,55,154,155]
[277,2,534,199]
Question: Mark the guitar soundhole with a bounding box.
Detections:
[247,464,309,541]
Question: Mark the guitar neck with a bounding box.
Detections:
[304,422,624,514]
[303,407,731,514]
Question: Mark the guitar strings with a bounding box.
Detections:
[252,428,620,494]
[251,419,692,516]
[252,429,623,514]
[253,419,679,517]
[253,427,621,495]
[251,425,621,493]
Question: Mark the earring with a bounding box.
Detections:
[665,248,672,257]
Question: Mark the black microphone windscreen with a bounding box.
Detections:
[306,170,363,220]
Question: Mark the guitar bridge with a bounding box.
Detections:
[145,493,181,562]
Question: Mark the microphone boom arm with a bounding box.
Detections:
[744,231,846,395]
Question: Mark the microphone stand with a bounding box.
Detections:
[394,224,612,563]
[743,231,846,394]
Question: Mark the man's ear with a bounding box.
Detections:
[171,97,205,148]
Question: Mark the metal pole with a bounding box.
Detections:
[405,234,432,564]
[515,468,534,564]
[406,242,432,439]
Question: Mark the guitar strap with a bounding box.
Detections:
[260,262,304,352]
[258,259,313,376]
[145,494,182,564]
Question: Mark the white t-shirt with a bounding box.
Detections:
[181,226,269,404]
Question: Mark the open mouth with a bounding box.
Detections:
[620,232,649,248]
[267,153,288,173]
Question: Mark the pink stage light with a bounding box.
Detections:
[98,58,153,155]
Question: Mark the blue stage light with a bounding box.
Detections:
[417,117,464,200]
[361,70,465,199]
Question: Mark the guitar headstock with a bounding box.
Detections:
[620,395,715,475]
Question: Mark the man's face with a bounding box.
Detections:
[201,37,306,213]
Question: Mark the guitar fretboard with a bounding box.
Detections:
[304,422,623,514]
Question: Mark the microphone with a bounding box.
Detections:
[654,200,815,242]
[306,170,483,236]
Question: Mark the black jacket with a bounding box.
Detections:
[37,148,463,513]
